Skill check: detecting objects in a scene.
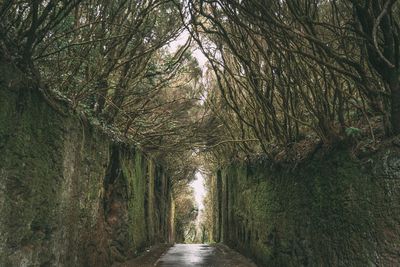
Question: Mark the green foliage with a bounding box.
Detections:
[345,127,362,138]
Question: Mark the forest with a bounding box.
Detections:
[0,1,399,266]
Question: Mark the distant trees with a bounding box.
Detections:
[173,179,198,242]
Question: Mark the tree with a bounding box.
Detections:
[1,0,211,239]
[177,0,399,164]
[351,0,400,134]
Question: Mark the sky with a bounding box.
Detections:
[191,171,206,211]
[168,29,208,69]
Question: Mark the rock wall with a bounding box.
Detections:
[0,59,173,266]
[213,146,400,266]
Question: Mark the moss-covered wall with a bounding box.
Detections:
[213,147,400,266]
[0,59,173,266]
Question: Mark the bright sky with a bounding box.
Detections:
[168,29,207,69]
[191,171,206,211]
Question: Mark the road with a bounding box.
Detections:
[155,244,257,267]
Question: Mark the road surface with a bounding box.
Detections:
[155,244,257,267]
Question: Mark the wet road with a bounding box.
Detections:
[155,244,257,267]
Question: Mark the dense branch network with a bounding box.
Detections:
[179,0,400,164]
[1,0,400,172]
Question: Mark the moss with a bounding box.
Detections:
[0,76,66,263]
[215,148,400,267]
[0,60,174,266]
[121,150,147,253]
[147,159,156,243]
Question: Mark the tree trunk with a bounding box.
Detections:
[390,75,400,135]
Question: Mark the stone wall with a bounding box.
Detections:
[0,59,173,266]
[213,146,400,266]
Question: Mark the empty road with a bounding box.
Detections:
[155,244,257,267]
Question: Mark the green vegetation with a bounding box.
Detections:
[0,63,173,266]
[1,1,400,266]
[212,147,400,266]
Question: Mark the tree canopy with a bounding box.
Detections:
[1,0,399,194]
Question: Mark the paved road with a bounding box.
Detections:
[155,244,257,267]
